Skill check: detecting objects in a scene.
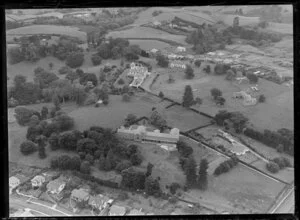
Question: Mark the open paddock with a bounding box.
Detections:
[250,160,294,184]
[162,104,212,132]
[210,163,286,213]
[129,39,171,51]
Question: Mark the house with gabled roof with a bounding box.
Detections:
[9,176,20,194]
[88,194,111,210]
[127,208,145,215]
[31,175,46,188]
[46,178,66,195]
[71,188,90,202]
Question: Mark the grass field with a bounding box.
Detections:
[129,39,171,50]
[161,104,212,132]
[151,61,293,131]
[266,22,293,35]
[106,26,187,45]
[6,25,87,42]
[214,14,260,26]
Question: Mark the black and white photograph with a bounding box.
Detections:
[6,5,294,216]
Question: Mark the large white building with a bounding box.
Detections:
[128,63,151,88]
[117,125,180,145]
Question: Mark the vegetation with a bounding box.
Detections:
[210,88,222,100]
[124,113,137,127]
[91,54,102,66]
[258,94,266,103]
[156,54,169,68]
[184,156,197,187]
[214,157,238,176]
[182,85,194,107]
[20,140,37,155]
[194,60,201,68]
[185,65,195,79]
[198,159,208,190]
[149,110,167,130]
[246,72,259,83]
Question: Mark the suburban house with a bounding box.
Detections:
[150,48,158,54]
[46,178,66,195]
[167,53,177,60]
[109,205,127,216]
[153,20,161,26]
[71,188,90,203]
[117,125,180,145]
[127,208,145,215]
[9,176,20,194]
[235,77,249,84]
[88,194,111,210]
[31,175,46,189]
[218,130,249,155]
[176,46,186,52]
[128,62,151,88]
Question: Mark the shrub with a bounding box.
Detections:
[20,141,37,155]
[66,52,84,68]
[258,94,266,103]
[122,93,131,102]
[156,54,169,67]
[115,160,132,173]
[118,78,125,85]
[26,125,43,142]
[266,161,280,173]
[158,91,164,98]
[91,54,102,66]
[58,66,73,75]
[246,72,259,83]
[84,92,98,106]
[194,60,201,67]
[80,161,91,174]
[49,133,60,151]
[210,88,222,100]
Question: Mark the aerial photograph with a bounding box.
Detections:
[6,5,294,216]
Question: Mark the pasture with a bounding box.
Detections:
[106,26,187,45]
[129,39,171,50]
[161,104,212,132]
[6,25,87,42]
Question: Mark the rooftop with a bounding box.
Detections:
[109,205,126,216]
[71,188,90,201]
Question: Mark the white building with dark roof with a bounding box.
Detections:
[117,125,180,145]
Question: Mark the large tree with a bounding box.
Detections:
[182,85,194,107]
[198,159,208,190]
[185,65,195,79]
[210,88,222,100]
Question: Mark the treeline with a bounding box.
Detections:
[8,35,84,64]
[244,127,294,156]
[214,157,238,176]
[266,157,291,173]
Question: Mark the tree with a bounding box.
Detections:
[156,54,169,67]
[14,106,34,126]
[198,159,208,190]
[214,64,228,75]
[34,67,59,89]
[182,85,194,107]
[149,110,167,130]
[66,52,84,68]
[216,96,226,106]
[91,54,102,66]
[225,69,235,80]
[41,106,49,120]
[145,176,161,196]
[97,43,112,59]
[158,91,164,98]
[146,162,154,177]
[203,65,211,74]
[65,71,80,83]
[184,156,197,187]
[118,78,125,85]
[168,74,175,83]
[53,114,74,131]
[52,95,61,111]
[58,131,78,151]
[85,154,94,165]
[210,88,222,100]
[38,143,47,159]
[49,133,60,151]
[8,47,24,64]
[115,160,132,173]
[59,66,73,75]
[266,161,280,173]
[130,152,143,166]
[98,154,106,170]
[169,182,181,195]
[80,161,91,174]
[195,97,202,105]
[247,72,259,83]
[79,73,98,86]
[76,138,97,155]
[122,93,131,102]
[194,60,201,68]
[28,115,40,127]
[124,113,137,127]
[49,62,54,70]
[185,65,195,79]
[258,94,266,103]
[276,144,284,153]
[20,141,37,155]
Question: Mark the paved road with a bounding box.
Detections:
[10,195,74,217]
[271,189,294,214]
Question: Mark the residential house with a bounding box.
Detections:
[31,175,46,189]
[176,46,186,52]
[150,48,158,54]
[11,208,35,217]
[109,205,126,216]
[235,77,249,84]
[127,208,145,216]
[71,188,90,202]
[46,178,66,195]
[170,62,186,69]
[9,176,20,194]
[153,21,161,26]
[88,194,111,210]
[117,125,180,145]
[186,54,194,60]
[233,91,257,106]
[167,53,177,60]
[128,63,150,88]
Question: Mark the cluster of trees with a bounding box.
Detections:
[8,35,84,65]
[96,37,142,61]
[210,88,226,106]
[185,65,195,79]
[148,110,167,131]
[244,127,294,155]
[266,157,291,173]
[50,155,83,172]
[215,110,249,133]
[186,24,231,54]
[214,64,231,75]
[214,157,238,176]
[156,54,169,67]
